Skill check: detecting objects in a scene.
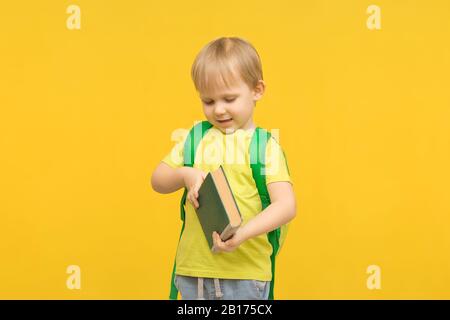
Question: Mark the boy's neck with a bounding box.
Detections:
[240,118,256,131]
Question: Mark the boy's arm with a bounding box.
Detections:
[212,181,297,252]
[151,162,185,194]
[151,162,207,209]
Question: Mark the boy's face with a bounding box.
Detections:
[199,78,265,134]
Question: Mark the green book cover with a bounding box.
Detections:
[195,166,242,251]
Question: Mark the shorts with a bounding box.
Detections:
[174,274,271,300]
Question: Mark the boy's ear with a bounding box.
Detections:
[253,80,266,101]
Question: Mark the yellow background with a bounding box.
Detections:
[1,0,449,299]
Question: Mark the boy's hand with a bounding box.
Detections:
[181,167,207,209]
[212,228,247,253]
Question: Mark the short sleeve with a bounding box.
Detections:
[161,134,185,169]
[265,137,292,185]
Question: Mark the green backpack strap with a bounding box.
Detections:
[249,127,280,300]
[169,120,213,300]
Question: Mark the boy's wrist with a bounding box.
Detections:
[177,166,192,188]
[176,167,187,186]
[238,224,252,242]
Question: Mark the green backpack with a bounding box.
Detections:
[169,120,289,300]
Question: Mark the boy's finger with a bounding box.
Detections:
[188,193,194,204]
[213,232,222,245]
[196,181,203,193]
[193,195,199,208]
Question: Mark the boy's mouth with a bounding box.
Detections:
[217,118,233,124]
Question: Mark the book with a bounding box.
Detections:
[194,165,243,252]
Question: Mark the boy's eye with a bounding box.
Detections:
[202,97,236,105]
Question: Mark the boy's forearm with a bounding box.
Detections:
[151,163,186,194]
[240,200,296,242]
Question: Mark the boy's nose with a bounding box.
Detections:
[214,104,227,116]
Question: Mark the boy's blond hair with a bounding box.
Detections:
[191,37,263,95]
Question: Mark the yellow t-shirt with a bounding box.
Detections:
[162,124,292,281]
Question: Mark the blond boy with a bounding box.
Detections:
[151,37,296,300]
